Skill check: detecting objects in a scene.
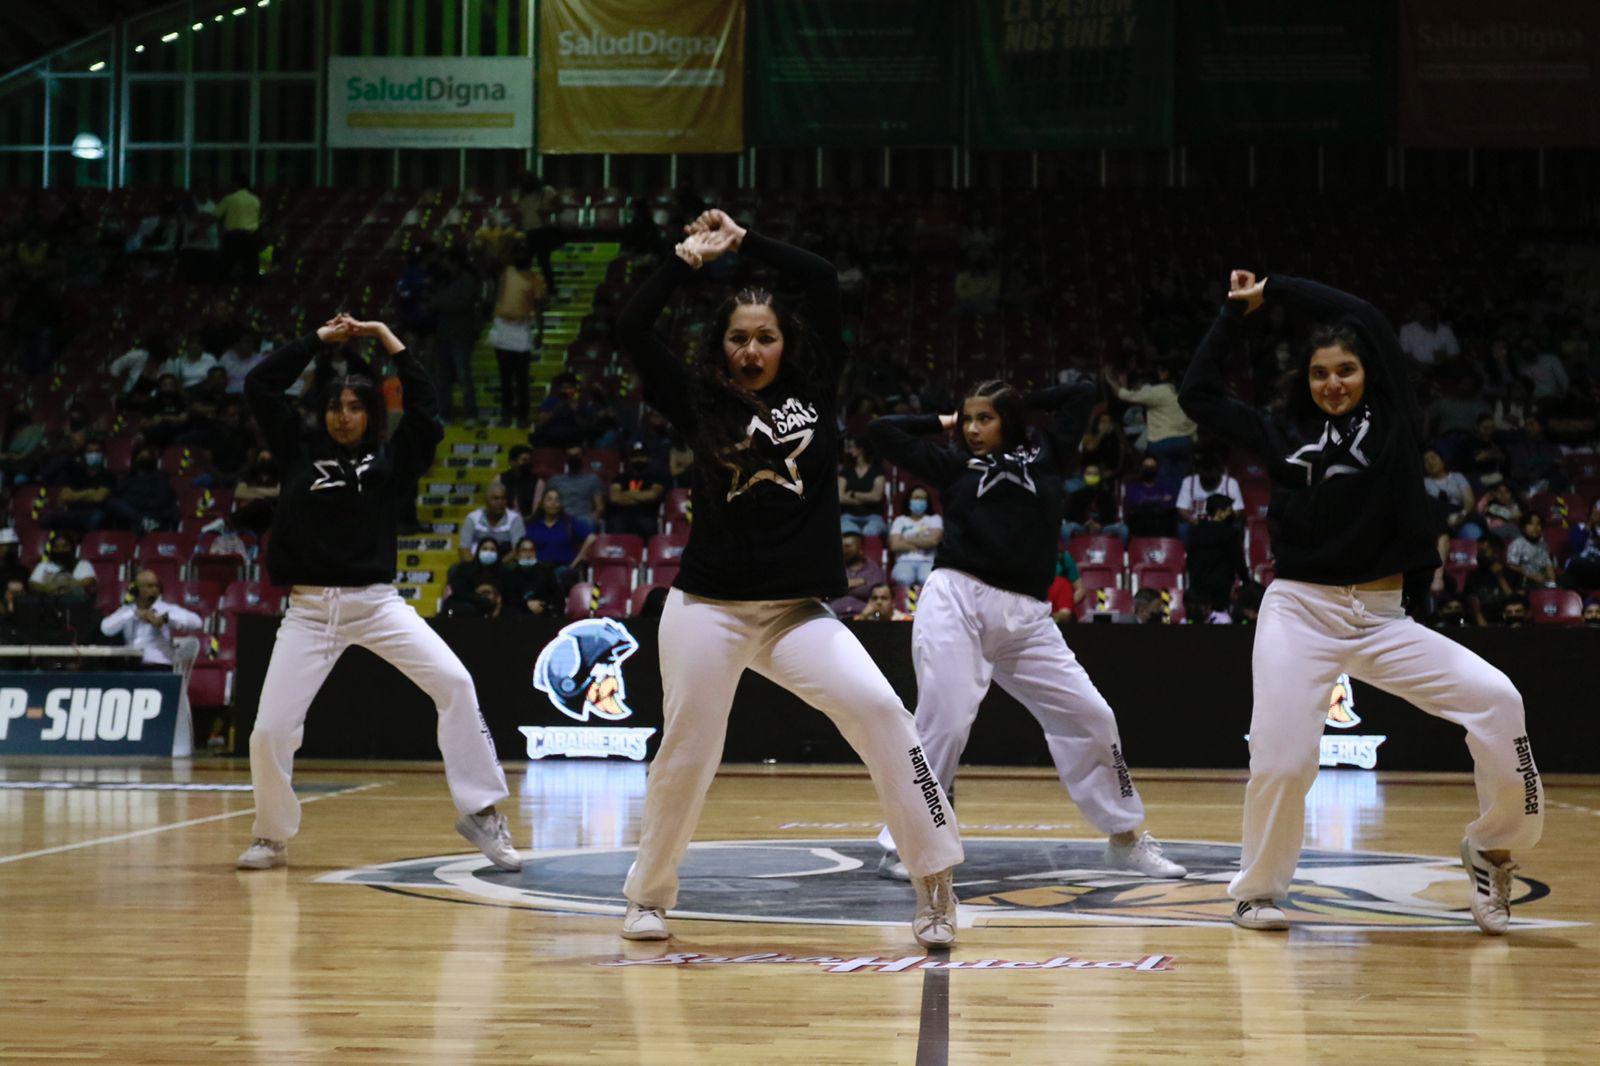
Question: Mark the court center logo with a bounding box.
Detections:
[320,838,1576,932]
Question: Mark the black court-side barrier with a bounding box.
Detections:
[233,615,1598,774]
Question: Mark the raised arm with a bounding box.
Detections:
[865,414,964,488]
[615,254,698,428]
[244,320,347,460]
[1027,374,1099,463]
[342,317,443,482]
[1178,273,1278,460]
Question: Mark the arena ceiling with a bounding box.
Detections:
[0,2,173,75]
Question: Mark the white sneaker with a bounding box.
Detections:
[236,838,287,870]
[455,811,522,872]
[877,849,910,882]
[1232,899,1289,930]
[1106,832,1188,878]
[621,901,670,941]
[912,867,959,948]
[1460,838,1516,936]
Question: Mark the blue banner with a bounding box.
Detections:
[0,673,181,755]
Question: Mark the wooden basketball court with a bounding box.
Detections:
[3,759,1597,1063]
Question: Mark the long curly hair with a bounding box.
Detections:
[687,286,820,491]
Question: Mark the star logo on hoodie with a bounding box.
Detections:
[968,445,1041,497]
[1285,411,1372,486]
[724,416,813,501]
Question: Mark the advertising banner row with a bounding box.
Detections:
[325,0,1600,153]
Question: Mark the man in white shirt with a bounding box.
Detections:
[28,533,98,598]
[165,347,221,390]
[219,333,266,394]
[1176,454,1245,527]
[1397,301,1461,366]
[458,483,526,563]
[99,569,205,756]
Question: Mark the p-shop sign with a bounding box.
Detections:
[0,674,180,755]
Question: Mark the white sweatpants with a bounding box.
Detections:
[1230,579,1544,902]
[878,568,1145,854]
[170,635,200,758]
[623,589,964,909]
[248,585,509,842]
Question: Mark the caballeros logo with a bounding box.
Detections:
[532,618,638,722]
[320,838,1577,933]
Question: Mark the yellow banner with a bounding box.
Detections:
[539,0,745,154]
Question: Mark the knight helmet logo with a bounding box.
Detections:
[1326,672,1360,728]
[532,618,639,722]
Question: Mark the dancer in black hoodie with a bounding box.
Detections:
[1180,271,1542,934]
[235,314,518,873]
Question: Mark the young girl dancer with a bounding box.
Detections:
[615,210,963,947]
[236,314,519,873]
[1180,272,1542,934]
[866,376,1186,882]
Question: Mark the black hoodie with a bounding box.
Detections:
[245,333,442,587]
[1178,276,1440,586]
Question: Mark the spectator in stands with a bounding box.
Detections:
[118,339,169,411]
[111,337,156,393]
[1187,493,1248,608]
[1465,540,1516,625]
[516,176,561,291]
[1183,589,1231,625]
[1422,449,1482,539]
[458,484,525,563]
[546,444,606,525]
[28,532,95,600]
[99,568,203,755]
[829,532,886,619]
[888,485,942,586]
[1520,338,1570,402]
[428,250,482,423]
[1563,511,1600,590]
[498,445,542,518]
[219,332,266,394]
[1060,461,1127,543]
[187,366,231,423]
[216,172,262,283]
[1475,477,1526,541]
[1435,593,1469,627]
[228,449,278,535]
[501,536,562,616]
[198,399,257,482]
[1398,300,1460,366]
[142,373,190,446]
[1232,580,1265,626]
[125,199,180,257]
[1079,411,1125,475]
[1466,415,1508,484]
[113,446,178,533]
[447,536,505,603]
[0,409,47,480]
[47,439,118,531]
[490,244,546,428]
[1110,361,1195,485]
[1122,455,1179,537]
[1426,374,1491,442]
[1506,514,1558,588]
[607,442,665,538]
[532,372,605,448]
[1582,597,1600,627]
[1047,549,1082,623]
[1500,594,1530,627]
[857,582,910,622]
[838,437,887,537]
[1129,587,1164,624]
[1176,450,1244,530]
[0,528,28,588]
[1506,415,1566,493]
[528,487,595,574]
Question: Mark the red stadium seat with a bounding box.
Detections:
[92,564,128,613]
[103,436,135,475]
[1067,534,1124,569]
[1076,587,1132,620]
[1561,452,1599,483]
[660,488,692,530]
[645,531,688,577]
[176,485,233,521]
[1239,480,1272,521]
[529,447,565,478]
[220,581,287,619]
[171,579,223,620]
[891,583,920,617]
[628,583,671,617]
[565,580,629,620]
[1129,537,1186,582]
[1445,538,1478,568]
[1247,521,1274,570]
[1134,568,1182,591]
[1077,564,1121,591]
[581,447,621,483]
[191,531,251,587]
[187,662,231,709]
[80,530,136,570]
[650,563,680,587]
[159,445,209,477]
[137,531,197,564]
[588,533,644,570]
[139,558,185,592]
[1251,564,1276,586]
[1543,526,1573,565]
[1528,589,1582,627]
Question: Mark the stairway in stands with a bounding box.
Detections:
[396,241,620,616]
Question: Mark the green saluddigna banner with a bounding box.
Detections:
[748,0,960,147]
[1175,0,1392,144]
[967,0,1173,150]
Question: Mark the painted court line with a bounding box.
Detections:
[0,783,384,866]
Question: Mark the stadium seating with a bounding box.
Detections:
[1067,534,1124,569]
[565,580,630,620]
[1529,589,1583,627]
[1077,587,1132,620]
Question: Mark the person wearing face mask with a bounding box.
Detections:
[448,537,508,605]
[612,208,963,948]
[1465,539,1516,625]
[544,444,607,525]
[1122,456,1179,537]
[1435,594,1469,627]
[229,449,281,535]
[1500,594,1531,627]
[235,313,518,877]
[607,441,666,538]
[47,440,119,531]
[866,372,1186,886]
[458,484,525,564]
[110,447,179,533]
[28,533,97,599]
[1180,270,1541,935]
[1060,461,1129,544]
[500,537,561,615]
[100,569,204,755]
[887,486,943,586]
[1176,451,1245,531]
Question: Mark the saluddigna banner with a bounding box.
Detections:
[327,57,535,149]
[539,0,745,154]
[1175,0,1391,144]
[748,0,959,147]
[968,0,1174,150]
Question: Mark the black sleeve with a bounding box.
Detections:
[389,348,444,483]
[739,231,843,380]
[244,333,321,462]
[1266,275,1423,437]
[865,414,964,488]
[1026,378,1099,466]
[615,256,698,429]
[1178,305,1279,460]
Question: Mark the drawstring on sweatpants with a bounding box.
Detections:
[321,587,343,658]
